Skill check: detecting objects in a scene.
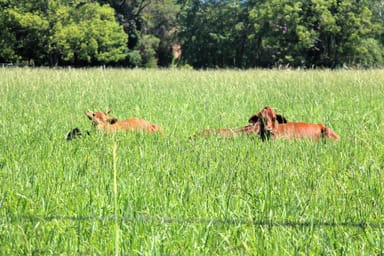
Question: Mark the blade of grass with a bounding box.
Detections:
[113,141,120,256]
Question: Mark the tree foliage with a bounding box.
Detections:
[0,0,128,66]
[99,0,179,67]
[49,2,127,66]
[178,0,384,68]
[0,0,383,68]
[0,1,49,64]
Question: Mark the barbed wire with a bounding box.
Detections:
[6,215,383,229]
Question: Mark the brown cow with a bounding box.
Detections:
[254,106,339,141]
[190,124,260,139]
[86,110,163,134]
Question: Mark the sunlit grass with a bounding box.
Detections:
[0,68,383,254]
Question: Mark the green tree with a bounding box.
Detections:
[101,0,180,67]
[0,0,128,66]
[177,0,381,68]
[248,0,306,67]
[49,2,127,66]
[1,0,382,67]
[139,34,160,67]
[247,0,381,67]
[331,0,379,66]
[0,0,49,64]
[141,0,180,67]
[0,2,18,63]
[178,0,246,68]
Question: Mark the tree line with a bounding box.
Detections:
[1,0,383,68]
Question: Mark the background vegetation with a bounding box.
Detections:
[0,68,383,254]
[1,0,384,68]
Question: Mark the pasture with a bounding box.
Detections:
[0,68,383,255]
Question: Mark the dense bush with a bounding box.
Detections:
[1,0,383,68]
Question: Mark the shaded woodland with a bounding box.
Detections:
[1,0,383,68]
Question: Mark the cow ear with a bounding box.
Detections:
[85,112,93,120]
[248,114,259,124]
[108,117,118,124]
[276,114,287,123]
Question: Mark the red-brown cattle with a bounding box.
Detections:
[253,106,339,141]
[86,110,163,134]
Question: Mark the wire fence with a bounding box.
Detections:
[7,214,383,229]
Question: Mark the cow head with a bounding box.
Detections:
[248,108,287,125]
[248,106,287,140]
[86,110,118,127]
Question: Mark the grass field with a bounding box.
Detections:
[0,68,383,255]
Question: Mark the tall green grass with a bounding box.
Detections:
[0,68,383,254]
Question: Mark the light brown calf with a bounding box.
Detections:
[86,110,163,134]
[254,106,339,141]
[190,124,260,139]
